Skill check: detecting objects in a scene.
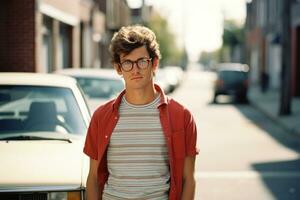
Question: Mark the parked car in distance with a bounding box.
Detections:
[163,66,184,92]
[155,69,172,94]
[55,68,124,113]
[155,66,184,94]
[213,63,249,103]
[0,73,90,200]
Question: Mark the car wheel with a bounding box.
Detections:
[236,93,248,104]
[213,94,218,103]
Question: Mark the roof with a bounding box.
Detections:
[55,68,121,80]
[0,72,77,88]
[217,63,249,72]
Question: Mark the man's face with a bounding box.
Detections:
[116,46,158,90]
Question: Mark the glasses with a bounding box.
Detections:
[119,57,152,72]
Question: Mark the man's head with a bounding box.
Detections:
[109,25,161,90]
[109,25,161,65]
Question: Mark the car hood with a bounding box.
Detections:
[0,137,89,190]
[87,98,108,114]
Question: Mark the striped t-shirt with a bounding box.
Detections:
[102,94,170,200]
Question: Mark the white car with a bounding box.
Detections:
[163,66,184,92]
[155,66,184,94]
[0,73,90,200]
[55,68,124,113]
[155,69,172,94]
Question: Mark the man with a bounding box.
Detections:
[83,25,198,200]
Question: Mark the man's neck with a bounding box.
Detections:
[124,85,158,105]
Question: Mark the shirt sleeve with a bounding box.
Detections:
[184,109,199,156]
[83,113,99,160]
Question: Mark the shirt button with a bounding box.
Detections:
[105,135,108,139]
[114,116,118,120]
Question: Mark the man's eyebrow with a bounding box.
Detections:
[120,57,148,62]
[120,58,133,62]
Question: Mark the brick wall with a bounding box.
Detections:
[0,0,35,72]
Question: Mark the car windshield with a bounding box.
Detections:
[0,86,87,135]
[75,77,124,99]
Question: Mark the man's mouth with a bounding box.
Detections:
[131,76,143,80]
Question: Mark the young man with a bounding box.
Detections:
[83,25,198,200]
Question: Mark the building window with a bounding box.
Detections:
[42,15,53,72]
[258,0,266,27]
[80,22,84,68]
[59,22,72,68]
[80,22,93,68]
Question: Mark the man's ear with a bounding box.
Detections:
[152,57,159,71]
[114,63,122,75]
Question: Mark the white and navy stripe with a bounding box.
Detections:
[102,94,170,199]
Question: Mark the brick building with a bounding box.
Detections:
[0,0,132,72]
[0,0,36,72]
[245,0,300,115]
[246,0,300,94]
[291,1,300,96]
[97,0,131,68]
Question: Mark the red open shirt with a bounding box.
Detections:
[83,85,198,199]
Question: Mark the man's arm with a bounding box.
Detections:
[86,158,100,200]
[181,156,196,200]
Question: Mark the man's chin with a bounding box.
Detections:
[127,82,148,90]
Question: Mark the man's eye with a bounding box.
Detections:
[123,61,132,66]
[139,59,147,64]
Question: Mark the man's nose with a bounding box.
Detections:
[132,62,140,72]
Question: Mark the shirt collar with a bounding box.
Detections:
[112,83,167,112]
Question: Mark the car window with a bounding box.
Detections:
[75,77,124,99]
[0,86,87,135]
[219,71,247,81]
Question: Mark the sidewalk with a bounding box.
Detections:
[248,85,300,139]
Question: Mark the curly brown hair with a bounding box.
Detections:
[109,25,161,64]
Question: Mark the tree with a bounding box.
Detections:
[147,13,184,67]
[198,20,245,67]
[199,50,221,70]
[223,20,244,46]
[221,20,245,63]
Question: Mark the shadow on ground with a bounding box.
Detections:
[235,101,300,200]
[252,159,300,200]
[234,103,300,152]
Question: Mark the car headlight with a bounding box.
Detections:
[48,191,82,200]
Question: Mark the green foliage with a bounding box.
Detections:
[198,20,245,64]
[147,14,185,67]
[199,50,221,69]
[222,20,245,48]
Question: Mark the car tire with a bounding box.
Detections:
[213,94,218,103]
[236,93,248,104]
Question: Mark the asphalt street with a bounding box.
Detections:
[170,64,300,200]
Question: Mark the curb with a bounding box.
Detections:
[249,99,300,142]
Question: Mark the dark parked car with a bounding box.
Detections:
[213,63,249,103]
